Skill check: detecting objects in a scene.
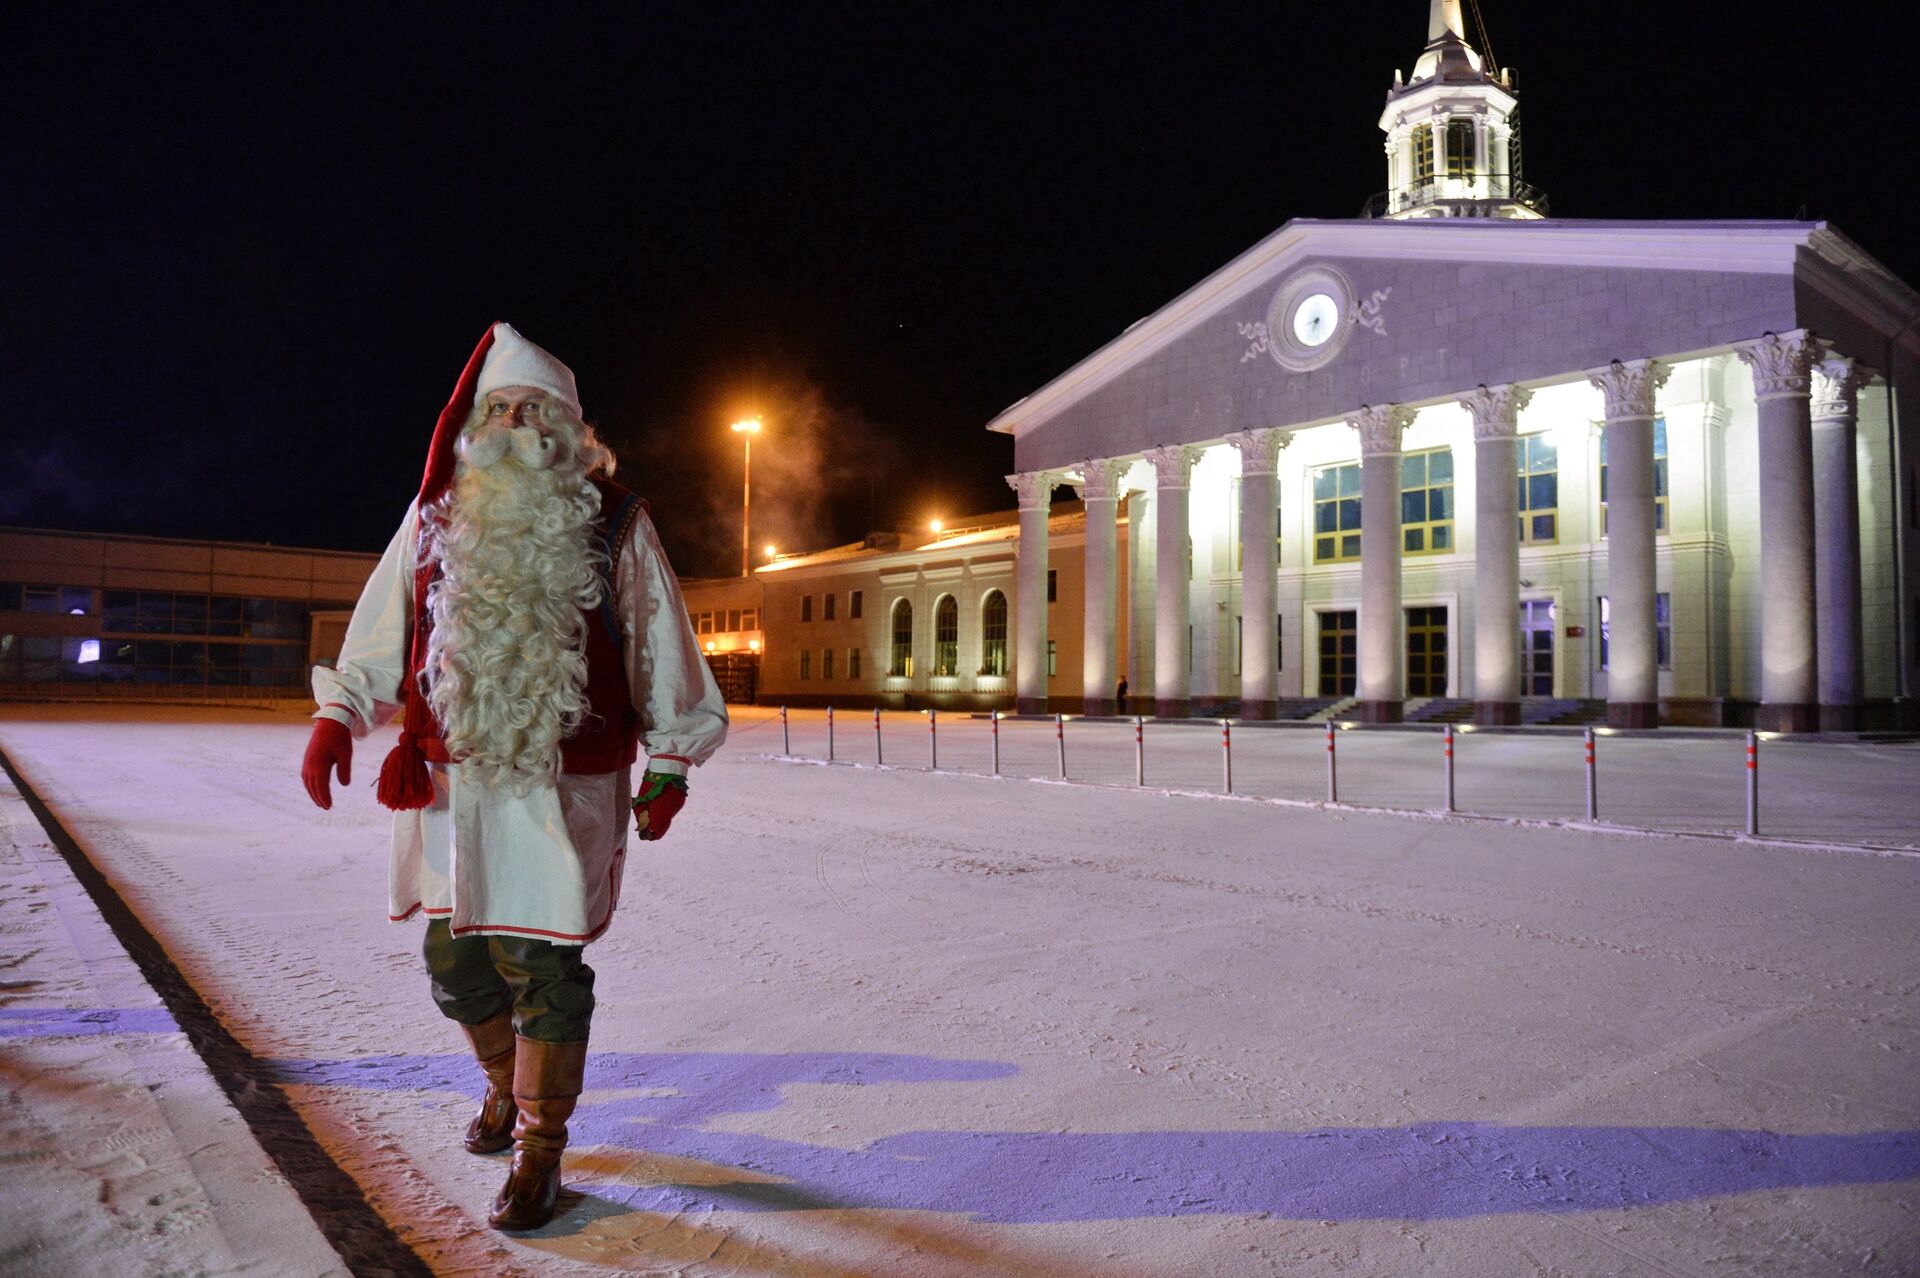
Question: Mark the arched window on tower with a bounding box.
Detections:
[889,599,913,677]
[980,590,1008,676]
[933,595,959,676]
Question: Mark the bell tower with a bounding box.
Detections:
[1369,0,1545,219]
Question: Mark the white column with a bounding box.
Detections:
[1811,352,1873,730]
[1007,470,1055,715]
[1462,383,1533,724]
[1587,359,1671,728]
[1228,429,1285,718]
[1351,404,1414,721]
[1145,445,1197,718]
[1074,458,1124,716]
[1735,330,1821,733]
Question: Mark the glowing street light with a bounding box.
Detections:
[929,518,944,533]
[764,542,778,559]
[730,416,762,577]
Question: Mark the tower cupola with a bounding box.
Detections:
[1367,0,1545,219]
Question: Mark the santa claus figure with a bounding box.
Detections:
[300,322,728,1231]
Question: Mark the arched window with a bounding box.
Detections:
[933,595,959,676]
[889,599,913,677]
[980,590,1008,676]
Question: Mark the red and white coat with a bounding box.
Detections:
[312,496,728,945]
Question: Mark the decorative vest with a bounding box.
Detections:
[376,475,647,810]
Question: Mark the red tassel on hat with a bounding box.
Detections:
[377,733,435,811]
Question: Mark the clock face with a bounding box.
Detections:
[1292,293,1340,347]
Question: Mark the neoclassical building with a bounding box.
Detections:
[716,2,1917,731]
[989,2,1917,732]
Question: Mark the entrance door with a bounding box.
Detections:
[1317,610,1356,696]
[1518,600,1555,696]
[1405,606,1448,697]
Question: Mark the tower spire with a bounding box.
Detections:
[1365,1,1545,219]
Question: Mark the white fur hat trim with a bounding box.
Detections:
[475,322,581,416]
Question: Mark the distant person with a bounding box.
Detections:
[299,323,727,1231]
[1115,676,1129,716]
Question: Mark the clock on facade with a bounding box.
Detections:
[1292,292,1341,347]
[1263,267,1354,371]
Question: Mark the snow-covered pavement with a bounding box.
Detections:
[1,703,1916,1276]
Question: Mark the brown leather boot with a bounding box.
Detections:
[488,1036,588,1231]
[459,1012,517,1154]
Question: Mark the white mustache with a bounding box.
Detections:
[457,421,563,471]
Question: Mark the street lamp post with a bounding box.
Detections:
[730,417,762,577]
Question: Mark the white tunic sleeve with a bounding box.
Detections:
[312,501,418,737]
[617,508,729,776]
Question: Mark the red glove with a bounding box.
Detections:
[303,719,353,810]
[633,772,689,841]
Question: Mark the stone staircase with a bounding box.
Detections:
[1403,697,1477,724]
[1521,698,1608,725]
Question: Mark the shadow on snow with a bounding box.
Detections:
[9,1015,1915,1224]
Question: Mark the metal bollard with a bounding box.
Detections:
[874,708,883,765]
[1745,730,1759,836]
[928,708,938,770]
[1583,727,1598,821]
[1442,723,1455,813]
[1221,720,1233,794]
[1055,713,1067,779]
[991,710,1000,774]
[826,706,835,762]
[1134,716,1145,785]
[1325,721,1338,803]
[781,705,790,755]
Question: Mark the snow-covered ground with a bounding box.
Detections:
[1,703,1916,1276]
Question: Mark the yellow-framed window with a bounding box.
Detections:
[1312,463,1362,563]
[1517,433,1558,545]
[1411,125,1435,182]
[1599,416,1668,535]
[1400,447,1455,555]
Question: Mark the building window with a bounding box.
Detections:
[725,608,741,632]
[801,594,813,622]
[1517,433,1558,545]
[1599,416,1669,534]
[822,647,834,679]
[1318,611,1357,696]
[799,649,811,680]
[1047,569,1057,603]
[980,589,1008,676]
[850,590,863,619]
[1047,639,1057,678]
[849,647,862,679]
[824,593,836,621]
[1596,593,1673,671]
[1411,123,1435,182]
[889,599,913,677]
[1405,605,1448,697]
[1444,118,1475,177]
[1401,448,1454,555]
[1233,615,1242,675]
[933,595,959,676]
[741,608,758,631]
[1313,463,1362,563]
[21,584,94,616]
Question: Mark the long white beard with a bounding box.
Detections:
[421,454,605,790]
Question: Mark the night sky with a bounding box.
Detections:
[8,2,1910,580]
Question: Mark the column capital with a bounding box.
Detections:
[1460,383,1535,441]
[1143,444,1199,489]
[1005,470,1058,512]
[1347,403,1415,457]
[1070,458,1126,503]
[1811,353,1875,422]
[1225,428,1289,476]
[1585,358,1671,420]
[1733,329,1818,401]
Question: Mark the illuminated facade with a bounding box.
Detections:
[745,2,1920,731]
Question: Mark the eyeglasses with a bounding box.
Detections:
[483,398,548,426]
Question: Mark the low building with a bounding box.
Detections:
[0,527,379,699]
